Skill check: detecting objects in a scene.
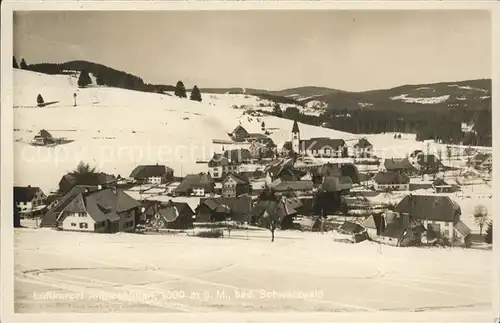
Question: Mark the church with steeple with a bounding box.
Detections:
[290,120,348,158]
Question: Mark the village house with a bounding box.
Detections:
[223,148,253,164]
[269,179,315,196]
[372,171,410,191]
[251,197,302,229]
[173,174,215,197]
[432,178,455,193]
[208,153,240,181]
[291,121,348,158]
[416,154,442,174]
[394,194,471,246]
[58,172,117,195]
[319,176,353,193]
[229,125,250,142]
[363,211,426,247]
[383,158,418,176]
[142,200,195,230]
[55,187,141,233]
[14,186,47,217]
[196,196,252,223]
[337,221,368,243]
[353,138,374,158]
[264,158,305,185]
[314,163,360,185]
[468,152,492,171]
[41,185,100,227]
[129,164,174,184]
[222,173,251,198]
[32,129,54,146]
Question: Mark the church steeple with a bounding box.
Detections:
[292,120,300,134]
[291,120,300,153]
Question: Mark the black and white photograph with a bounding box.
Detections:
[2,4,497,320]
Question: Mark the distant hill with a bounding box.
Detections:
[315,79,491,112]
[25,60,176,94]
[24,60,491,114]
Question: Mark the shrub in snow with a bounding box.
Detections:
[77,70,92,88]
[195,229,224,238]
[20,58,28,69]
[175,81,187,98]
[485,221,492,244]
[13,56,18,68]
[190,85,202,102]
[36,94,44,107]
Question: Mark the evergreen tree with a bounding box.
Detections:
[20,58,28,69]
[36,94,44,106]
[95,72,106,86]
[13,56,18,68]
[175,81,187,98]
[190,85,202,102]
[261,121,266,129]
[77,70,92,88]
[485,221,492,244]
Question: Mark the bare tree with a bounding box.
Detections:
[262,200,283,242]
[473,204,489,236]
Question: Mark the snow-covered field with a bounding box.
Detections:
[13,69,484,194]
[11,69,494,314]
[14,69,355,194]
[15,228,491,313]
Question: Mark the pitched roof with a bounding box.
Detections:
[417,154,442,168]
[157,202,195,223]
[454,220,471,237]
[208,154,231,167]
[373,171,410,185]
[14,186,43,202]
[271,180,314,192]
[321,175,353,191]
[79,188,141,223]
[354,138,372,149]
[394,195,461,222]
[223,173,250,185]
[198,196,252,222]
[35,129,53,139]
[41,185,100,227]
[60,172,117,188]
[339,221,364,234]
[379,223,406,239]
[232,125,249,135]
[129,164,173,179]
[299,138,345,151]
[292,120,300,133]
[384,158,416,172]
[174,174,214,193]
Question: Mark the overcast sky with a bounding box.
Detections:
[13,10,491,91]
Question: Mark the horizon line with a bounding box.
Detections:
[17,58,492,94]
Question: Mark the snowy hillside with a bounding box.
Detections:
[13,70,354,193]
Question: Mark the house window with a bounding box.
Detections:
[71,223,76,227]
[79,223,88,229]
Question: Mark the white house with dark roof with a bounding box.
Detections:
[208,153,240,180]
[353,138,373,158]
[56,187,141,233]
[14,186,47,215]
[394,194,471,245]
[129,164,174,184]
[373,171,410,191]
[291,121,348,158]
